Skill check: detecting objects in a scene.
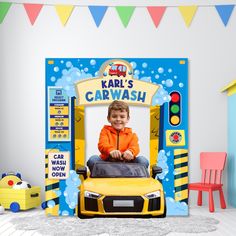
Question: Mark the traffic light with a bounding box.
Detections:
[169,91,181,126]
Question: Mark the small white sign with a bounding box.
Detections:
[48,152,70,179]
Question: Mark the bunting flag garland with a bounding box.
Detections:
[147,6,166,28]
[178,6,198,27]
[88,6,108,27]
[215,5,234,26]
[23,3,43,25]
[55,5,74,26]
[115,6,135,28]
[0,2,11,24]
[0,2,235,28]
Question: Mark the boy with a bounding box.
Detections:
[87,100,149,171]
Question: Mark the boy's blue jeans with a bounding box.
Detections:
[87,155,149,172]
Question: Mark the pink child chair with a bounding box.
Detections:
[188,152,227,212]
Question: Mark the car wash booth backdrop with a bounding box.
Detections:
[45,58,188,216]
[1,0,236,216]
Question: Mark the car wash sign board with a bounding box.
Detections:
[75,59,159,106]
[48,87,70,141]
[48,152,70,179]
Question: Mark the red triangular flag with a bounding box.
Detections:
[147,6,166,28]
[23,4,43,25]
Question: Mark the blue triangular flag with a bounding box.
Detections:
[88,6,108,27]
[215,5,234,26]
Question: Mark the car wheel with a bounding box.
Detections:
[77,193,92,219]
[10,202,20,213]
[157,199,166,218]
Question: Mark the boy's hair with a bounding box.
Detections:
[108,100,130,118]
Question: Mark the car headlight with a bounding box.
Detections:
[145,190,161,199]
[84,191,102,199]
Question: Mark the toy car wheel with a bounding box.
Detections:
[157,200,166,218]
[10,202,20,213]
[77,193,92,219]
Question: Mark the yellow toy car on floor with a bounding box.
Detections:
[77,162,166,218]
[0,173,41,212]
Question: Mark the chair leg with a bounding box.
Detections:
[209,190,215,212]
[219,188,226,209]
[197,191,202,206]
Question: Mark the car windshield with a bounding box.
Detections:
[111,65,117,70]
[91,162,149,178]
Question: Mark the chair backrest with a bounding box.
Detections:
[200,152,227,184]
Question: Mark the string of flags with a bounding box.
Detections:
[0,2,235,27]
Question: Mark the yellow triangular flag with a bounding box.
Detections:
[178,6,198,27]
[55,5,74,26]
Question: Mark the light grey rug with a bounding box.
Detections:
[11,211,219,236]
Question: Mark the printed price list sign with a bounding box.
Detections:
[48,87,71,141]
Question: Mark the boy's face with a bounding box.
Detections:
[107,110,129,131]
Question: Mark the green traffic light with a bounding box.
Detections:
[171,104,179,114]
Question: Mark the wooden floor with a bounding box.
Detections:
[0,206,235,236]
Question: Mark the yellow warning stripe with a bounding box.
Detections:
[174,156,188,165]
[174,176,188,187]
[175,166,188,175]
[174,149,189,203]
[175,189,188,202]
[174,149,188,155]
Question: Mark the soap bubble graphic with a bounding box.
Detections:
[64,170,81,209]
[130,61,137,69]
[47,200,55,208]
[56,67,92,97]
[139,76,151,82]
[166,197,188,216]
[166,79,173,87]
[50,76,56,82]
[156,150,169,180]
[152,85,171,106]
[179,83,184,88]
[54,66,59,72]
[142,62,148,68]
[66,61,73,68]
[61,210,69,216]
[90,59,96,66]
[158,67,164,73]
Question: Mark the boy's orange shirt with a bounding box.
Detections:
[98,125,140,160]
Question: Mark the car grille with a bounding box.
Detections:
[103,196,144,212]
[148,197,161,211]
[84,197,98,211]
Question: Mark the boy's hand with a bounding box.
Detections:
[122,150,134,161]
[110,150,122,160]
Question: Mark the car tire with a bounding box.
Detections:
[158,199,166,218]
[77,193,92,219]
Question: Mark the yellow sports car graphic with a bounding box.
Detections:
[77,163,166,218]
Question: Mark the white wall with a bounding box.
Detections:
[1,0,236,206]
